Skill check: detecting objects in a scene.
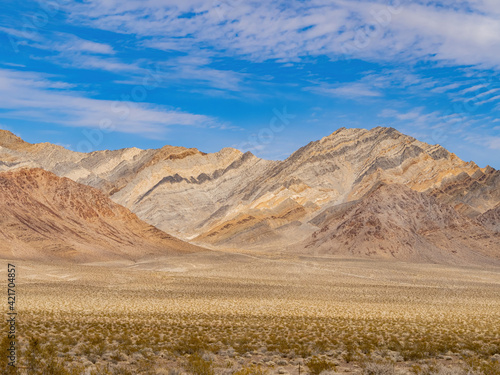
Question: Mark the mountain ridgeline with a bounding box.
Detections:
[0,127,499,264]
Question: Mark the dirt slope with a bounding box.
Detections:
[0,168,204,263]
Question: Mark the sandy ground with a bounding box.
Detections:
[1,251,500,374]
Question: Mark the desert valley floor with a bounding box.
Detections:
[3,251,500,375]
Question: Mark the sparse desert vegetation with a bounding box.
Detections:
[2,254,500,374]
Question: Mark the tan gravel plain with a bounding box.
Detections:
[1,252,500,374]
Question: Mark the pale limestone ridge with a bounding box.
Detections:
[112,148,275,239]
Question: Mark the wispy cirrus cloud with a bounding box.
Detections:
[307,82,382,99]
[31,33,116,55]
[380,108,431,122]
[430,83,463,94]
[0,28,114,55]
[460,84,488,95]
[0,25,252,91]
[0,26,137,73]
[0,0,499,166]
[62,0,500,69]
[0,26,44,43]
[156,54,250,92]
[0,68,218,136]
[62,38,114,55]
[378,104,500,158]
[465,134,500,151]
[305,68,448,102]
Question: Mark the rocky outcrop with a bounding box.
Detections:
[428,166,500,217]
[478,204,500,233]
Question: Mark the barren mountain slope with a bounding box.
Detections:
[111,148,279,240]
[478,204,500,233]
[1,127,498,251]
[0,130,282,242]
[0,168,203,263]
[189,127,494,248]
[118,126,493,248]
[428,166,500,217]
[243,126,482,206]
[0,129,202,195]
[293,183,500,265]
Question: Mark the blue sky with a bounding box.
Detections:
[1,0,500,168]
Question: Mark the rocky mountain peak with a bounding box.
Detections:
[0,129,30,150]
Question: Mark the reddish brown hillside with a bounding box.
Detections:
[0,168,204,263]
[295,184,500,265]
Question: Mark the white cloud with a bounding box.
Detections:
[487,137,500,150]
[52,35,115,55]
[476,94,500,106]
[0,68,217,136]
[160,55,248,91]
[1,28,131,73]
[379,107,441,123]
[430,83,463,94]
[112,55,252,95]
[465,134,500,151]
[62,55,139,73]
[0,26,44,42]
[473,88,500,99]
[460,84,488,95]
[305,68,445,101]
[1,27,115,55]
[62,0,500,69]
[307,82,382,98]
[3,24,252,90]
[1,62,26,68]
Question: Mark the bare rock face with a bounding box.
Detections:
[0,129,185,195]
[428,166,500,217]
[113,126,491,249]
[293,183,500,265]
[184,127,493,249]
[0,168,203,263]
[478,204,500,233]
[111,147,279,241]
[1,127,499,263]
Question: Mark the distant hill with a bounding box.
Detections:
[293,183,500,265]
[0,168,204,263]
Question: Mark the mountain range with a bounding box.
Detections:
[0,127,498,265]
